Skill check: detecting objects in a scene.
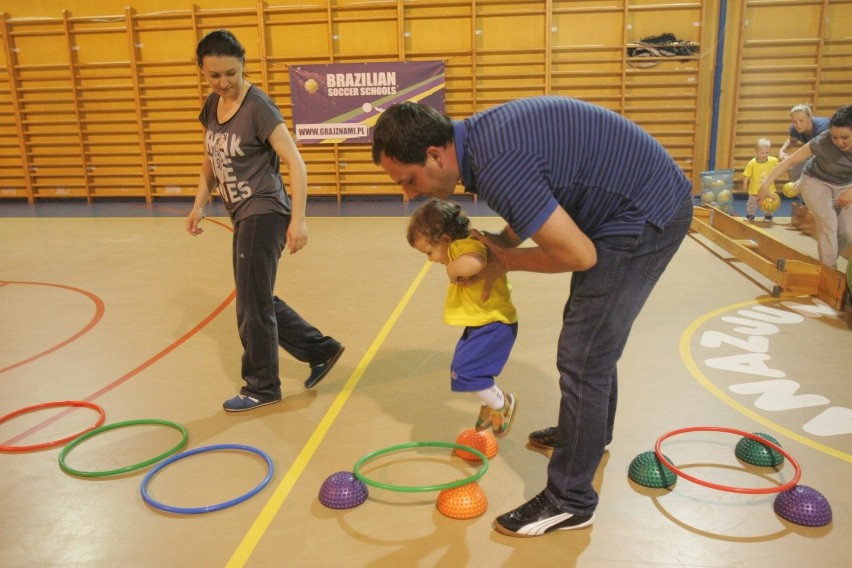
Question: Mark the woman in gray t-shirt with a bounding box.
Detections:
[185,30,344,412]
[759,105,852,269]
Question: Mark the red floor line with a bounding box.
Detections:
[0,281,106,375]
[1,290,236,446]
[2,217,237,447]
[78,212,237,402]
[84,289,237,402]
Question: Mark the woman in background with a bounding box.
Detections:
[778,103,830,182]
[760,105,852,269]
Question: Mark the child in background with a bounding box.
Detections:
[407,198,519,437]
[743,138,780,222]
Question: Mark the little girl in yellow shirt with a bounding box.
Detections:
[407,198,518,437]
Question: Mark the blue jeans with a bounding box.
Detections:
[233,213,338,401]
[545,196,693,514]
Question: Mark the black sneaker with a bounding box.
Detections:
[494,491,594,537]
[223,394,281,412]
[528,426,611,452]
[305,343,345,389]
[528,426,558,449]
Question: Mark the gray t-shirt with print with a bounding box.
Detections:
[199,86,291,222]
[803,131,852,185]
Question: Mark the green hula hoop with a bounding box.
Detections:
[59,419,188,478]
[353,441,489,492]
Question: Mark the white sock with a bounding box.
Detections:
[474,386,505,410]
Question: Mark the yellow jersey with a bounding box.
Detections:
[444,237,518,327]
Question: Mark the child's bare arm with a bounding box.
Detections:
[447,252,486,282]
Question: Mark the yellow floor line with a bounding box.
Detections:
[225,261,432,568]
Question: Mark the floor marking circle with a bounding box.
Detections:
[679,297,851,464]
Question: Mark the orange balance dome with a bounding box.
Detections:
[454,428,499,461]
[437,482,488,519]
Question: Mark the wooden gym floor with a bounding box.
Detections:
[1,198,849,568]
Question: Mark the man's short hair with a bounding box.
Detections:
[372,102,454,165]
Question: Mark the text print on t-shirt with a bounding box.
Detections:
[208,131,252,204]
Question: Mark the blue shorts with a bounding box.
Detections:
[450,321,518,392]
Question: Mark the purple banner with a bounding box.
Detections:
[289,61,445,144]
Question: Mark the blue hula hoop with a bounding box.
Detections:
[140,443,274,514]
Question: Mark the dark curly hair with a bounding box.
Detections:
[406,199,470,246]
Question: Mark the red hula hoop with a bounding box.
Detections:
[654,426,801,494]
[0,401,106,452]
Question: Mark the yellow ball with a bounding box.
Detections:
[761,193,781,214]
[782,181,799,198]
[304,78,319,94]
[716,189,733,204]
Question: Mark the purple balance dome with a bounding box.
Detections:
[773,484,832,527]
[319,471,369,510]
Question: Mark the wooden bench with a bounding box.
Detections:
[691,206,848,309]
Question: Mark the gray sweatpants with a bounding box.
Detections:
[798,174,852,268]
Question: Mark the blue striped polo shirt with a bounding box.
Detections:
[453,96,692,241]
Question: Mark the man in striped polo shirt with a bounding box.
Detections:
[372,96,693,537]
